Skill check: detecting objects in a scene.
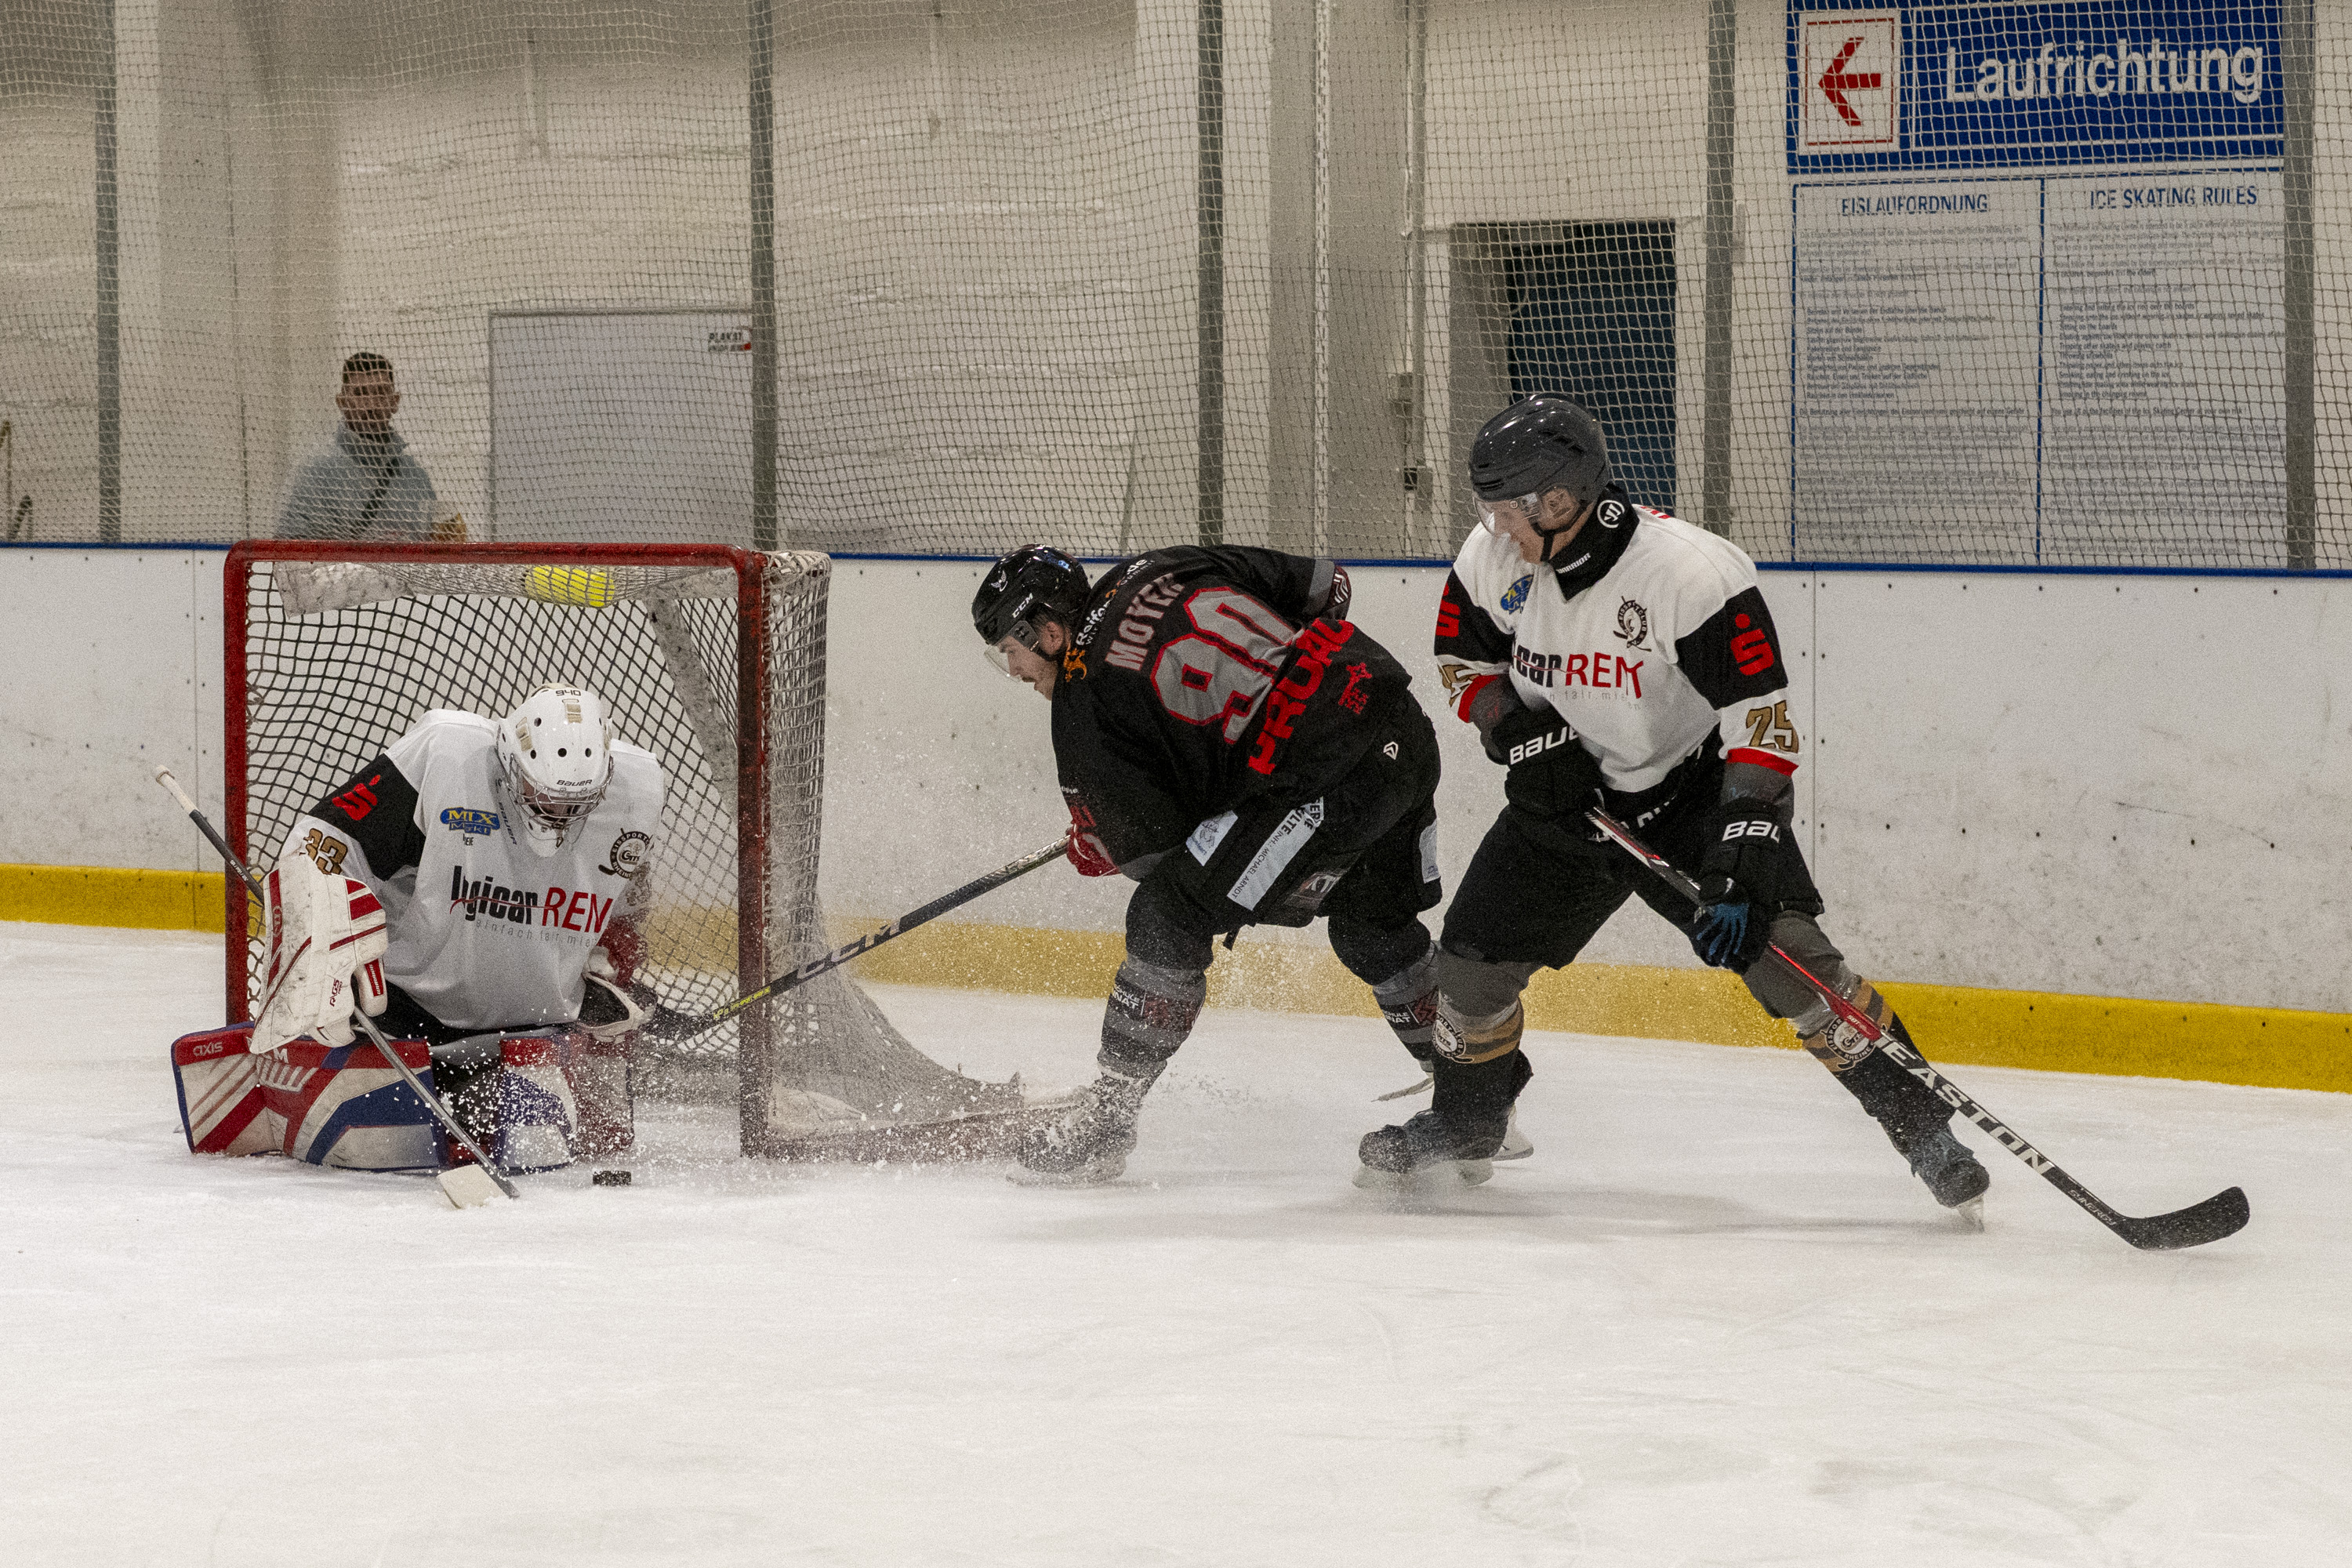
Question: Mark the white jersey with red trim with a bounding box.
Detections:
[274,710,663,1032]
[1433,498,1802,793]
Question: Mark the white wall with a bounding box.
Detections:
[0,548,227,871]
[8,546,2349,1013]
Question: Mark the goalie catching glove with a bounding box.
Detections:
[252,859,389,1054]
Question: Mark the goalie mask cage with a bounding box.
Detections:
[222,540,1022,1156]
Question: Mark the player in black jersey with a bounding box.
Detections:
[975,544,1452,1182]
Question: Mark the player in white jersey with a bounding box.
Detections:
[187,685,666,1172]
[1356,394,1990,1214]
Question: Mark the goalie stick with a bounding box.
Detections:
[154,768,517,1207]
[642,831,1074,1044]
[1586,805,2249,1252]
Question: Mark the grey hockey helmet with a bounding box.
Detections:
[1469,392,1613,508]
[1468,394,1616,561]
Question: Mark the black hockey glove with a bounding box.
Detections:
[1488,706,1604,822]
[1688,797,1802,970]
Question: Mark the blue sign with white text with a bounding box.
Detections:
[1788,0,2283,172]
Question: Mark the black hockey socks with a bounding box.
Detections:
[1830,1012,1991,1209]
[1097,954,1205,1087]
[1432,1045,1533,1141]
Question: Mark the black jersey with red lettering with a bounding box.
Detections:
[1051,546,1414,869]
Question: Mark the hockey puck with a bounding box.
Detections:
[592,1170,633,1187]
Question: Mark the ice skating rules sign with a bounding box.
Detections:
[1787,1,2285,561]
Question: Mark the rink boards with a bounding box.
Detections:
[2,546,2347,1089]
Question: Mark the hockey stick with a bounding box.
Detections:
[1586,806,2249,1252]
[154,768,517,1206]
[644,832,1074,1044]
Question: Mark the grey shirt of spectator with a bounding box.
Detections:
[275,426,439,542]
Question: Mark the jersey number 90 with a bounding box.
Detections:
[1151,588,1295,743]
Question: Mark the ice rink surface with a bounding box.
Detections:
[4,922,2347,1566]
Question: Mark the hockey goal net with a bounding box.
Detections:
[223,541,1029,1158]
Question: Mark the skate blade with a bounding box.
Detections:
[1951,1195,1986,1232]
[1493,1128,1535,1163]
[1008,1155,1128,1188]
[1352,1158,1495,1192]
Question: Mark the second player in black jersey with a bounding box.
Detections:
[975,543,1451,1182]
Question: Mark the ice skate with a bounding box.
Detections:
[1890,1119,1989,1224]
[1353,1109,1504,1191]
[1010,1076,1142,1185]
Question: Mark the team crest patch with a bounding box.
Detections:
[1614,597,1650,648]
[1499,575,1531,615]
[440,807,501,834]
[598,830,652,880]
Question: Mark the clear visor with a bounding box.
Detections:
[981,625,1036,677]
[1476,492,1546,537]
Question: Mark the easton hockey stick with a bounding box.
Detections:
[154,768,517,1206]
[645,831,1074,1044]
[1586,806,2249,1252]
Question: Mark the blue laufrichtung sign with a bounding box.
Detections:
[1789,0,2284,172]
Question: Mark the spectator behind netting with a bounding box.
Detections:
[276,352,464,543]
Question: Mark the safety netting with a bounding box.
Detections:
[2,0,2344,567]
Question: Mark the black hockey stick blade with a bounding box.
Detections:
[2104,1184,2250,1252]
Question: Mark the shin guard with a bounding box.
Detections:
[1098,954,1206,1088]
[1369,946,1440,1060]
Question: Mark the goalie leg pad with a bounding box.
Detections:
[431,1033,591,1174]
[262,1037,447,1171]
[172,1025,279,1156]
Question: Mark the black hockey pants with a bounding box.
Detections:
[1438,756,1952,1137]
[1101,702,1444,1080]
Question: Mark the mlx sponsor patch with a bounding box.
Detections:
[441,807,502,834]
[1499,575,1532,615]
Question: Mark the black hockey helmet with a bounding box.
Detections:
[1469,393,1613,512]
[973,545,1091,664]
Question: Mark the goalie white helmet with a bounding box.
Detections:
[497,684,615,857]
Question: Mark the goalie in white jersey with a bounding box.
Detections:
[274,684,665,1044]
[1357,394,1991,1214]
[172,685,666,1174]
